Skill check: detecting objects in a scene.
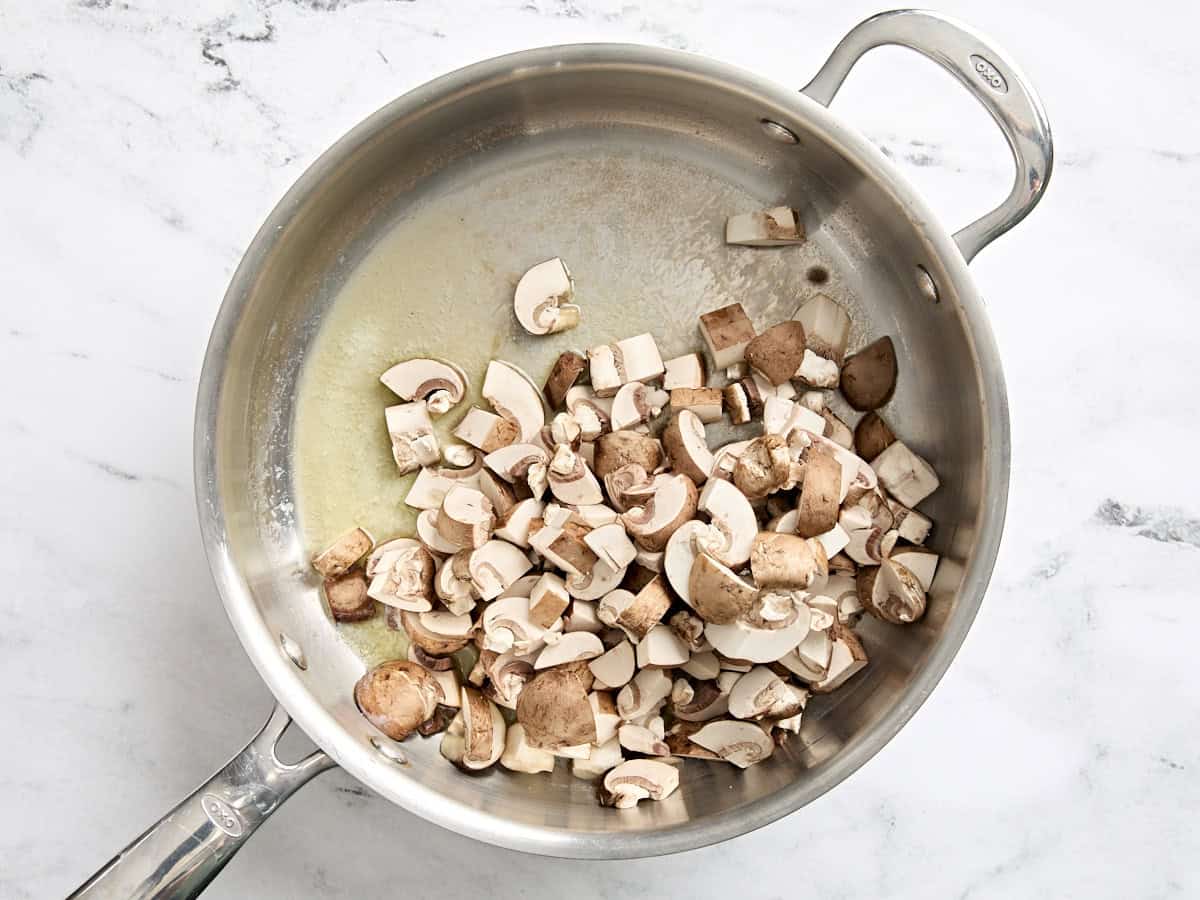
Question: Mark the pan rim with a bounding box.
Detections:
[194,41,1010,859]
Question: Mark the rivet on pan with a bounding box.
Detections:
[916,265,940,304]
[279,633,307,670]
[370,736,411,767]
[759,119,800,144]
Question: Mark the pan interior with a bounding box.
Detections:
[214,51,990,851]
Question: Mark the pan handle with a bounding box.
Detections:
[801,9,1053,263]
[68,704,335,900]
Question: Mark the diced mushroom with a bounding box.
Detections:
[500,722,556,774]
[745,320,806,386]
[544,412,583,451]
[454,407,520,453]
[516,667,598,750]
[793,294,850,364]
[589,639,635,689]
[778,627,833,683]
[661,410,713,485]
[733,434,791,499]
[312,527,374,578]
[635,625,690,668]
[699,303,756,369]
[466,539,532,599]
[458,687,507,770]
[401,609,473,656]
[668,387,723,424]
[705,610,811,664]
[763,396,825,441]
[323,570,374,622]
[565,559,627,601]
[634,548,663,573]
[887,498,932,545]
[380,358,469,410]
[481,595,559,655]
[367,540,436,611]
[750,532,827,589]
[564,599,604,634]
[534,631,605,669]
[796,447,841,538]
[598,576,671,642]
[529,572,570,628]
[696,478,757,567]
[530,523,598,577]
[794,349,840,389]
[811,522,850,559]
[727,666,792,719]
[662,353,706,390]
[857,557,926,624]
[618,722,669,757]
[587,333,665,397]
[591,430,661,480]
[616,667,673,720]
[688,553,757,624]
[572,737,624,780]
[543,351,588,410]
[484,442,549,494]
[854,411,895,462]
[840,336,898,411]
[602,759,679,808]
[584,522,637,571]
[668,610,707,652]
[434,554,476,616]
[384,402,440,474]
[888,547,939,592]
[799,390,826,413]
[483,360,547,442]
[688,720,774,767]
[663,520,723,608]
[436,485,495,550]
[723,382,752,425]
[811,624,868,692]
[354,660,442,741]
[620,473,698,551]
[710,440,750,482]
[513,257,579,336]
[565,385,613,439]
[590,691,622,744]
[819,409,854,449]
[492,498,544,549]
[872,441,940,508]
[680,650,720,681]
[547,444,603,505]
[610,382,669,431]
[725,206,804,246]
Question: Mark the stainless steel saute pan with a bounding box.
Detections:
[71,10,1052,897]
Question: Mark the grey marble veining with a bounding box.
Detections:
[2,1,1198,897]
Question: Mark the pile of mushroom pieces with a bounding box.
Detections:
[313,236,942,810]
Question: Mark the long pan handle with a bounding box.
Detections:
[68,704,335,899]
[802,8,1054,262]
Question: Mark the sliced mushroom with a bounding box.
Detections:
[616,667,673,720]
[889,547,939,592]
[493,498,544,549]
[811,624,868,692]
[795,349,840,389]
[534,631,604,669]
[588,639,635,689]
[435,485,495,550]
[699,303,756,369]
[592,430,661,480]
[587,333,665,397]
[483,360,547,442]
[312,527,374,578]
[672,677,730,722]
[872,441,940,508]
[854,411,895,462]
[610,381,669,431]
[793,294,850,364]
[705,610,811,664]
[733,434,791,499]
[584,522,637,571]
[401,609,473,656]
[481,596,557,655]
[481,651,535,709]
[668,387,723,424]
[663,520,724,608]
[530,523,598,577]
[661,410,713,485]
[662,352,706,390]
[564,559,627,600]
[796,447,841,538]
[688,553,757,624]
[405,467,454,511]
[434,554,477,616]
[778,627,833,683]
[840,336,898,411]
[544,412,583,451]
[750,532,827,589]
[380,358,468,410]
[354,660,442,741]
[598,576,671,642]
[727,666,792,719]
[688,720,774,767]
[572,736,624,780]
[367,539,436,611]
[516,667,598,749]
[725,206,804,246]
[546,444,603,506]
[590,691,622,744]
[696,478,757,567]
[635,625,691,668]
[543,350,588,410]
[602,759,679,808]
[466,539,532,600]
[680,649,720,681]
[384,402,440,474]
[723,382,752,425]
[618,722,669,756]
[668,610,707,652]
[513,257,579,336]
[453,406,520,453]
[565,385,613,439]
[745,320,806,386]
[620,473,698,551]
[484,442,549,494]
[476,469,519,522]
[819,409,854,450]
[857,558,926,624]
[323,570,375,622]
[500,722,556,774]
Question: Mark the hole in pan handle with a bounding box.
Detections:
[67,703,335,900]
[801,8,1054,263]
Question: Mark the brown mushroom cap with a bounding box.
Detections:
[750,532,826,589]
[592,430,662,479]
[840,336,898,411]
[796,447,841,538]
[354,660,442,741]
[853,411,896,462]
[689,553,757,624]
[324,570,376,622]
[399,610,472,657]
[745,320,807,386]
[733,434,791,499]
[543,351,587,410]
[516,667,598,749]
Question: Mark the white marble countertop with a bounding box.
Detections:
[3,1,1198,897]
